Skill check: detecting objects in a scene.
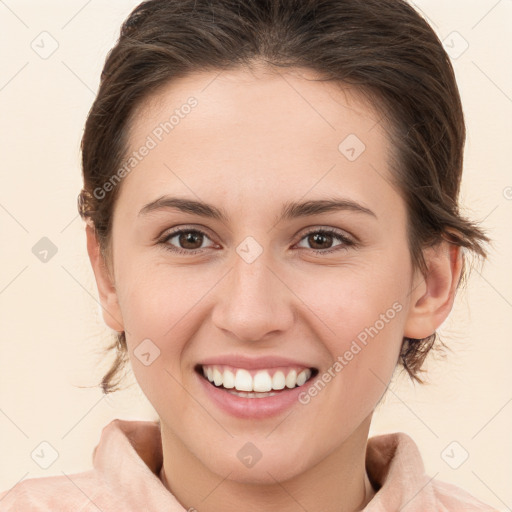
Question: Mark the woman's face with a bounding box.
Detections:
[97,65,428,482]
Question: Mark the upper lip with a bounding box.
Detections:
[197,354,316,371]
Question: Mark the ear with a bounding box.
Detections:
[403,241,463,339]
[86,223,124,332]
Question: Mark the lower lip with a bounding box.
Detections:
[196,371,310,419]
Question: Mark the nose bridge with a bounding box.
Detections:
[232,247,274,301]
[212,242,294,342]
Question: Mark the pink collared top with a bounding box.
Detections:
[0,419,499,511]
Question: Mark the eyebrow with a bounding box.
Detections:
[138,195,377,223]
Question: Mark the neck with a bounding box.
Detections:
[159,416,377,512]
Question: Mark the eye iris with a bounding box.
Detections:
[309,232,332,250]
[180,231,203,249]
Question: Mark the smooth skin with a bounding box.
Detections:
[87,63,462,512]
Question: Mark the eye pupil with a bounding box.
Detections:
[309,232,333,249]
[180,231,202,249]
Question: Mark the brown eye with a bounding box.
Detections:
[296,228,354,254]
[177,231,204,250]
[160,229,214,254]
[307,232,335,250]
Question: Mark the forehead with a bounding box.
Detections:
[116,65,399,222]
[132,65,385,145]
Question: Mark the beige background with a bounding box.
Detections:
[0,0,511,509]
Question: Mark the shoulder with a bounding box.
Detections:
[431,478,501,512]
[0,418,167,512]
[366,432,500,512]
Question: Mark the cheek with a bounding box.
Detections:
[116,265,207,418]
[117,260,205,341]
[298,257,409,348]
[295,257,409,405]
[115,261,226,394]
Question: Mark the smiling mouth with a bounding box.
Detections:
[195,364,318,398]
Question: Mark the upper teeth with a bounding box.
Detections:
[202,365,312,392]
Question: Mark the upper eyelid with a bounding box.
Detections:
[159,225,217,243]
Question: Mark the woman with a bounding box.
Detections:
[0,0,499,510]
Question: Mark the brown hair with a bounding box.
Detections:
[78,0,490,394]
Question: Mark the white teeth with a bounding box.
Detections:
[227,390,278,398]
[296,369,308,386]
[272,371,286,390]
[202,365,313,393]
[213,368,223,387]
[235,369,253,392]
[222,369,235,389]
[253,371,272,392]
[285,369,297,389]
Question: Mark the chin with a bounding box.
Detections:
[200,446,314,485]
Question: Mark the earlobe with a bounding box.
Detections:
[403,241,463,340]
[85,224,124,332]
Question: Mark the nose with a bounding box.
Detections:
[211,249,295,343]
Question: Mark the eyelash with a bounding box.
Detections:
[157,227,355,256]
